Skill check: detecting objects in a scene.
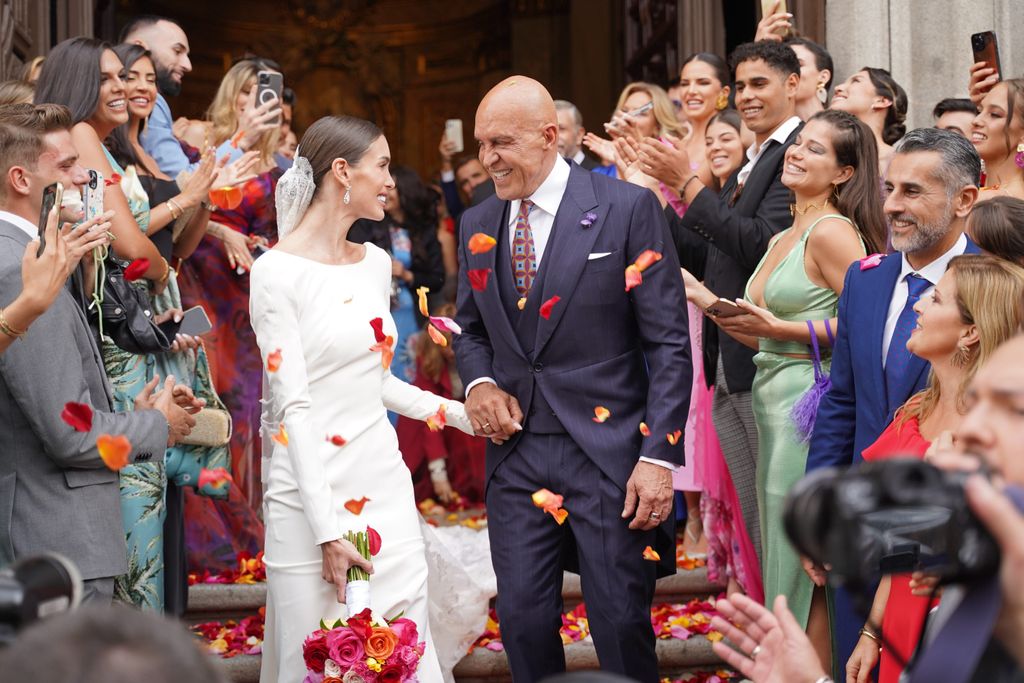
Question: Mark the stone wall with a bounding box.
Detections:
[826,0,1024,130]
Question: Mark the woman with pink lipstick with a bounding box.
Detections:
[970,79,1024,202]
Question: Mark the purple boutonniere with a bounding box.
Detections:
[859,253,884,270]
[580,212,598,228]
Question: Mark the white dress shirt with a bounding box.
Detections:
[736,115,801,187]
[882,233,969,364]
[572,149,586,165]
[467,160,676,470]
[0,210,40,240]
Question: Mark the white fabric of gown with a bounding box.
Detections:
[250,243,473,683]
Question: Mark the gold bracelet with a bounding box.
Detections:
[859,627,882,648]
[0,307,26,338]
[166,198,183,220]
[158,257,171,284]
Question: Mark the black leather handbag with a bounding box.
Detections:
[96,254,172,355]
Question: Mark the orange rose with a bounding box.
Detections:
[364,626,399,660]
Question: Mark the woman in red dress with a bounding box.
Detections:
[846,255,1024,683]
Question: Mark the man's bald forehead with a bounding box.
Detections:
[478,76,556,124]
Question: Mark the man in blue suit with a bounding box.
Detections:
[453,76,692,682]
[805,127,982,677]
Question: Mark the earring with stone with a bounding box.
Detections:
[817,85,828,105]
[1015,142,1024,169]
[343,185,351,204]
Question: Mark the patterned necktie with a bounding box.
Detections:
[884,272,931,408]
[512,199,537,297]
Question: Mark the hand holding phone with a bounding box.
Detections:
[256,71,284,127]
[706,297,746,318]
[971,31,1002,82]
[445,119,464,154]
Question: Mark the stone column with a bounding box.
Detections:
[826,0,1024,130]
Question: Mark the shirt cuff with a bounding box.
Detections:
[464,377,496,397]
[441,170,455,183]
[639,456,678,472]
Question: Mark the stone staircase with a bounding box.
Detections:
[190,563,728,682]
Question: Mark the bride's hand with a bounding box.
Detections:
[320,538,374,604]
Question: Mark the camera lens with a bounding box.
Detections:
[783,467,838,564]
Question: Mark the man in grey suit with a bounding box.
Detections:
[0,104,196,603]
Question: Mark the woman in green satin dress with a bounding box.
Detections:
[682,110,887,666]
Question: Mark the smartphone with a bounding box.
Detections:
[706,297,746,318]
[971,31,1001,80]
[761,0,787,15]
[626,101,655,118]
[256,70,284,126]
[37,182,63,257]
[445,119,464,154]
[158,305,213,339]
[83,169,104,223]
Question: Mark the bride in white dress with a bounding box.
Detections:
[250,116,475,683]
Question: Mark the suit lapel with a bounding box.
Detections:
[533,165,600,357]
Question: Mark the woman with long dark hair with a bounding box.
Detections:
[830,66,907,168]
[683,109,886,667]
[349,164,445,389]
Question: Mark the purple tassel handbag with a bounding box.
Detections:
[790,319,833,442]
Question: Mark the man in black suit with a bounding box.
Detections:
[555,99,599,170]
[641,40,802,565]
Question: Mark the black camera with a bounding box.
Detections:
[783,459,1000,589]
[0,554,82,645]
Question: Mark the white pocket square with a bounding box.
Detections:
[587,252,612,260]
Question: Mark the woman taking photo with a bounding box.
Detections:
[970,79,1024,201]
[830,67,907,169]
[846,255,1024,683]
[683,109,887,668]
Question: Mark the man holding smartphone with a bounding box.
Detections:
[0,103,198,603]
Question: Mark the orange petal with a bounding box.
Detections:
[427,324,448,347]
[369,336,395,369]
[531,488,564,510]
[266,348,282,373]
[468,232,498,255]
[326,434,347,446]
[344,496,370,515]
[426,404,447,432]
[639,422,651,436]
[666,429,682,446]
[272,425,289,446]
[208,185,243,211]
[97,434,131,471]
[517,297,527,310]
[230,128,245,148]
[592,406,611,423]
[198,467,233,489]
[642,545,661,561]
[539,295,561,320]
[416,286,430,317]
[550,507,569,525]
[624,264,643,292]
[634,250,663,272]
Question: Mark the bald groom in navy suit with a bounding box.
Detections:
[453,76,692,682]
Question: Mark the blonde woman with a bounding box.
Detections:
[176,59,284,510]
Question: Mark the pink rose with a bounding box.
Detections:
[398,645,422,676]
[326,629,365,669]
[388,618,420,648]
[302,673,325,683]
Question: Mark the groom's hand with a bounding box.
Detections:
[466,382,523,441]
[622,461,674,531]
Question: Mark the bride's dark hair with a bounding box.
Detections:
[299,115,383,199]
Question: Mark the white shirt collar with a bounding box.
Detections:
[898,232,969,285]
[572,149,586,164]
[509,156,570,221]
[744,115,802,164]
[0,210,39,240]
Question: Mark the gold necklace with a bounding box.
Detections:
[790,200,832,217]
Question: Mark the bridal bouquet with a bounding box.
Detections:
[301,608,426,683]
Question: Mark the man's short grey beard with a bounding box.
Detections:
[889,204,956,256]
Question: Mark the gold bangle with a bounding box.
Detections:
[859,627,882,647]
[157,257,171,284]
[0,307,26,338]
[166,198,183,220]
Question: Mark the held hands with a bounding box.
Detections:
[135,375,196,446]
[465,382,523,445]
[621,460,674,531]
[321,538,374,604]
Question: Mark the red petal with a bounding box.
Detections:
[266,348,282,373]
[666,429,682,446]
[592,406,610,423]
[468,268,491,291]
[369,317,386,343]
[539,295,561,320]
[633,250,663,271]
[104,173,122,186]
[642,545,661,561]
[198,467,233,489]
[366,525,382,556]
[639,422,651,437]
[326,434,347,447]
[123,258,150,282]
[61,402,93,432]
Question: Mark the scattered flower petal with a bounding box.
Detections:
[266,348,282,373]
[428,316,462,335]
[667,429,681,446]
[643,545,661,561]
[199,467,233,490]
[104,173,122,186]
[550,507,569,525]
[97,434,131,471]
[427,324,448,347]
[426,404,447,432]
[272,425,289,446]
[344,497,370,515]
[634,249,663,271]
[592,406,611,423]
[468,268,491,291]
[366,525,382,555]
[369,335,395,369]
[230,129,245,148]
[468,232,497,255]
[123,258,150,282]
[624,264,643,292]
[417,286,430,317]
[539,295,561,320]
[532,488,568,525]
[369,317,386,343]
[326,434,347,447]
[517,297,527,310]
[639,422,651,436]
[61,402,93,432]
[208,186,244,211]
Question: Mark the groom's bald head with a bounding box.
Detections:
[474,76,559,200]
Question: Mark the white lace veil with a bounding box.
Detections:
[275,149,315,239]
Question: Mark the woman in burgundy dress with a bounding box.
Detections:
[847,255,1024,683]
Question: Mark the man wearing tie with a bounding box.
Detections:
[454,76,691,682]
[807,127,982,676]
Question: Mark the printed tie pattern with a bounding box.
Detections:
[884,272,931,409]
[512,199,537,296]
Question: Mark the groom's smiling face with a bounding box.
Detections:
[475,78,558,201]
